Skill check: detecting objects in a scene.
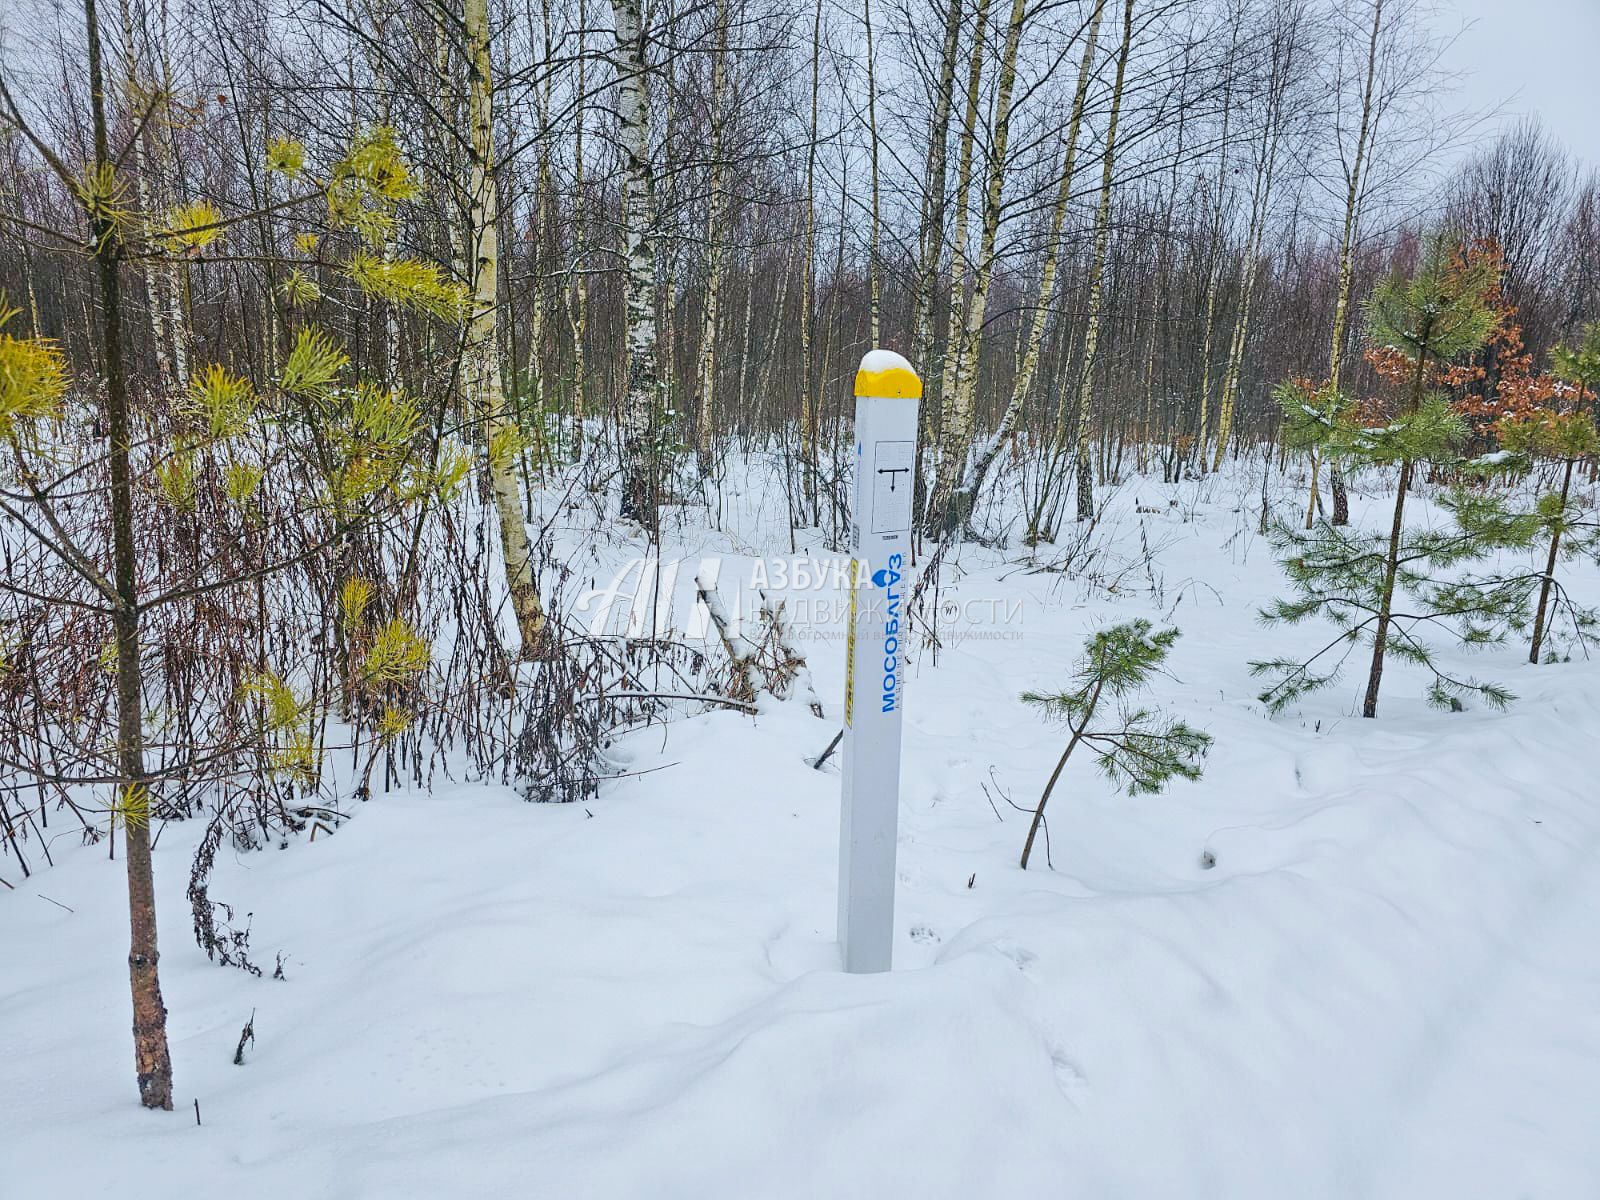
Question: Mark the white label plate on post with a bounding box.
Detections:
[870,440,915,533]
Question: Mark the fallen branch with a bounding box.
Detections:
[695,566,759,700]
[578,691,758,714]
[759,589,824,717]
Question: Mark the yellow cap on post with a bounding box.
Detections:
[854,349,922,399]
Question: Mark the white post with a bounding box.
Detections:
[838,349,921,973]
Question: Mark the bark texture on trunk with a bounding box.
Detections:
[1326,0,1385,527]
[933,0,991,465]
[796,0,823,524]
[1528,457,1576,664]
[1362,458,1410,718]
[610,0,661,527]
[863,0,882,346]
[953,0,1105,533]
[906,0,965,535]
[1193,17,1240,471]
[1362,339,1427,718]
[86,0,175,1110]
[908,0,964,380]
[1211,7,1296,472]
[568,0,591,459]
[927,0,1029,537]
[693,0,729,464]
[466,0,550,658]
[1072,0,1135,522]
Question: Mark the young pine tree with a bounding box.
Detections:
[1551,321,1600,409]
[1272,376,1350,529]
[1462,402,1600,665]
[1254,233,1508,718]
[1523,323,1600,661]
[1,24,464,1103]
[1514,422,1600,663]
[1018,621,1210,870]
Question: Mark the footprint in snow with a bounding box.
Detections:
[1049,1047,1089,1105]
[993,939,1038,973]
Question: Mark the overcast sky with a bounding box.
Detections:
[1438,0,1600,171]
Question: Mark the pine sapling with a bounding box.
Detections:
[1496,399,1600,663]
[1255,232,1506,717]
[1018,621,1210,869]
[1420,325,1600,668]
[1551,320,1600,414]
[1271,377,1349,529]
[1253,481,1536,715]
[1356,233,1498,715]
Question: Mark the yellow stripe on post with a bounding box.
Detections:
[844,557,859,727]
[854,354,924,400]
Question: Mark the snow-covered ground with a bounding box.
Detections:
[7,460,1600,1198]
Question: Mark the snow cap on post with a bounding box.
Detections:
[855,349,923,399]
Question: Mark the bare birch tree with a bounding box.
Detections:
[1072,0,1135,523]
[1319,0,1386,525]
[693,0,730,465]
[954,0,1105,534]
[611,0,662,527]
[465,0,550,658]
[926,0,1029,536]
[1212,0,1304,471]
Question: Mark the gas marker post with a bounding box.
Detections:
[837,349,921,974]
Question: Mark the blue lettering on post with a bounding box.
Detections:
[870,554,904,713]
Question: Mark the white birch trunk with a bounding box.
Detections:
[611,0,662,525]
[694,0,729,465]
[1323,0,1384,526]
[1073,0,1135,522]
[466,0,550,659]
[933,0,991,460]
[1193,12,1241,470]
[909,0,965,380]
[1213,16,1296,473]
[115,0,175,386]
[926,0,1032,537]
[864,0,882,346]
[568,0,591,459]
[798,0,823,523]
[966,0,1104,530]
